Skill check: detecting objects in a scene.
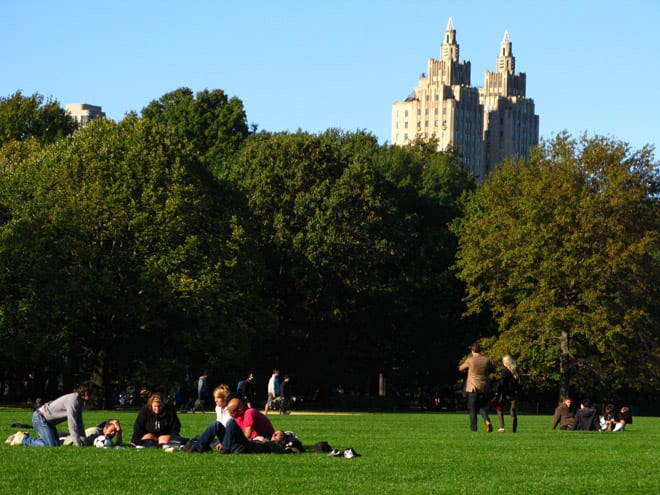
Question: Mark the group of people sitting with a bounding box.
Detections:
[6,381,302,454]
[551,397,633,431]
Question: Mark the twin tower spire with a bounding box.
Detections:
[443,16,515,74]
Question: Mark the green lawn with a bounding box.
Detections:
[1,408,657,495]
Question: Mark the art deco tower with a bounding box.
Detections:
[391,18,539,180]
[479,30,539,175]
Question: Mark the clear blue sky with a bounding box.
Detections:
[3,0,658,152]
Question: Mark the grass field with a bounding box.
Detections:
[1,408,658,495]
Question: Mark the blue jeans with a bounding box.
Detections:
[466,392,491,431]
[23,411,60,447]
[195,421,225,452]
[220,419,249,453]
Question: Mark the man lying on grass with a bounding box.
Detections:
[182,398,294,454]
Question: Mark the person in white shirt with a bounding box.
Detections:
[182,384,232,452]
[264,369,280,415]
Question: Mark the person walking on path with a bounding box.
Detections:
[264,369,280,415]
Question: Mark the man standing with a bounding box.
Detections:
[264,369,280,415]
[9,382,91,447]
[458,343,495,432]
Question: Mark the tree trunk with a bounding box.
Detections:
[559,329,570,399]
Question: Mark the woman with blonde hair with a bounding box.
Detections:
[495,354,522,432]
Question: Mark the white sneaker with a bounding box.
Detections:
[10,431,25,446]
[497,428,505,433]
[5,434,15,444]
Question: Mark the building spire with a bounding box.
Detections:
[442,16,459,62]
[497,29,515,73]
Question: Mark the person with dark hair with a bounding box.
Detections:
[458,343,495,432]
[279,375,291,415]
[237,373,256,408]
[8,382,92,447]
[617,406,633,431]
[551,397,575,430]
[131,393,184,447]
[573,398,600,431]
[60,419,122,446]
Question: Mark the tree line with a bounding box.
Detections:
[0,89,658,410]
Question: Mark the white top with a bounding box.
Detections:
[215,405,231,426]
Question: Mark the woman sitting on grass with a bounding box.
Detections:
[131,393,185,447]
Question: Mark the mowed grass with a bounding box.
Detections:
[1,408,658,495]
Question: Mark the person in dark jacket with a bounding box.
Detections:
[573,398,600,431]
[131,393,184,447]
[495,354,521,432]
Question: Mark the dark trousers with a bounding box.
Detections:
[497,397,517,432]
[466,391,491,431]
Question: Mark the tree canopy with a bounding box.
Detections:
[0,115,266,403]
[452,132,660,399]
[0,91,77,145]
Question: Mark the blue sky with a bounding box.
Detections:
[3,1,659,152]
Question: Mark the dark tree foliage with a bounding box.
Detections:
[222,130,475,402]
[0,116,267,405]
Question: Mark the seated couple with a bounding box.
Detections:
[600,404,633,432]
[182,396,291,454]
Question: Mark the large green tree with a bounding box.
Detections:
[452,133,660,400]
[141,87,249,166]
[0,91,77,145]
[0,115,265,403]
[223,130,474,398]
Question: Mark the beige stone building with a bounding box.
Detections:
[65,103,106,127]
[391,17,538,180]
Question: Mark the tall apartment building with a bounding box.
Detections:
[391,17,539,180]
[65,103,106,127]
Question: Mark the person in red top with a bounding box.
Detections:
[231,399,275,440]
[189,398,281,454]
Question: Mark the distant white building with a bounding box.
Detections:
[392,17,539,180]
[65,103,106,127]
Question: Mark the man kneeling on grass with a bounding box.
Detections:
[183,398,285,454]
